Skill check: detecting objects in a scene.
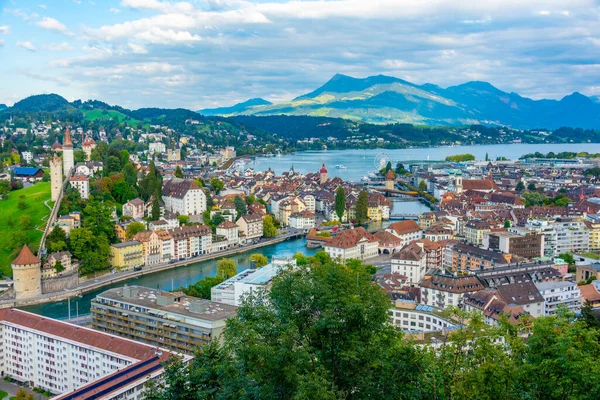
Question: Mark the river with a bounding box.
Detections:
[253,143,600,181]
[25,198,429,319]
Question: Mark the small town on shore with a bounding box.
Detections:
[2,119,600,399]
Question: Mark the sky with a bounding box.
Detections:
[0,0,599,110]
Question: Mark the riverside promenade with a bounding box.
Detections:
[1,231,305,308]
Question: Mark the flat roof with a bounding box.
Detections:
[238,264,281,285]
[96,286,237,322]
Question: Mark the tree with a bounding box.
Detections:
[106,155,121,175]
[120,149,130,166]
[334,186,346,222]
[249,253,268,268]
[0,179,10,198]
[216,258,237,279]
[527,182,537,191]
[293,252,308,266]
[122,162,138,187]
[113,179,137,203]
[150,197,161,221]
[233,195,247,220]
[83,201,116,241]
[174,166,184,178]
[177,215,190,225]
[485,152,489,161]
[20,215,32,230]
[516,181,525,191]
[68,228,111,274]
[504,219,511,228]
[246,193,256,205]
[14,388,34,400]
[17,199,28,210]
[355,190,369,224]
[263,215,277,238]
[419,180,427,191]
[126,222,146,239]
[182,276,224,300]
[558,253,575,266]
[54,260,65,274]
[9,231,29,252]
[210,177,224,194]
[394,162,405,175]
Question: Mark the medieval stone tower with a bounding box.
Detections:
[385,170,395,191]
[12,245,42,299]
[50,155,62,201]
[63,125,74,177]
[320,164,328,185]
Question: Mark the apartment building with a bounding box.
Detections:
[420,274,485,309]
[536,281,582,315]
[170,224,212,259]
[91,286,237,355]
[0,308,176,399]
[236,214,263,242]
[443,242,511,272]
[465,220,492,246]
[68,175,90,199]
[483,231,544,259]
[385,220,423,247]
[133,230,162,266]
[110,241,144,270]
[526,218,589,257]
[323,227,379,262]
[123,198,146,220]
[162,178,207,216]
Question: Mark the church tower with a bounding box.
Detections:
[63,125,74,177]
[455,170,463,194]
[320,164,328,185]
[385,170,395,191]
[50,155,62,201]
[12,245,42,299]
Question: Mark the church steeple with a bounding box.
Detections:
[63,125,73,148]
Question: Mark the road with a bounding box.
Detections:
[1,230,305,308]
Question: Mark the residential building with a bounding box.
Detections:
[123,198,146,220]
[496,281,545,318]
[586,214,600,252]
[536,281,582,315]
[464,290,529,326]
[82,137,96,159]
[526,218,589,257]
[465,220,492,246]
[110,241,144,270]
[483,231,544,259]
[389,303,459,332]
[323,227,379,262]
[149,142,166,154]
[576,263,600,283]
[162,178,207,216]
[211,257,297,306]
[443,242,511,272]
[216,221,239,246]
[55,212,81,236]
[133,231,162,266]
[0,308,176,399]
[289,210,316,230]
[91,286,237,355]
[69,175,90,199]
[391,242,427,286]
[424,224,453,242]
[385,220,423,247]
[156,230,174,263]
[170,224,212,259]
[420,274,485,309]
[236,214,263,242]
[42,251,73,279]
[579,283,600,307]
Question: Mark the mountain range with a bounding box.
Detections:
[199,74,600,129]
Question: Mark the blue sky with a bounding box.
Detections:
[1,0,599,110]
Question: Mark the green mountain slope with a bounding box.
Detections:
[208,74,600,129]
[199,98,272,116]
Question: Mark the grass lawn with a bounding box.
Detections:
[83,109,141,125]
[0,182,51,277]
[0,390,7,399]
[581,252,600,260]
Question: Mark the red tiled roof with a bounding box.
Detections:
[388,220,422,236]
[12,245,40,266]
[0,309,159,361]
[327,227,376,249]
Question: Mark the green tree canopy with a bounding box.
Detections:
[334,186,346,222]
[263,215,277,238]
[355,190,369,224]
[249,253,268,268]
[126,222,146,239]
[174,165,184,178]
[216,258,237,279]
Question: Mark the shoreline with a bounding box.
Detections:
[2,232,304,308]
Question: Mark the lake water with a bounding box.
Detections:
[253,143,600,181]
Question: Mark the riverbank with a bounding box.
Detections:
[3,232,304,308]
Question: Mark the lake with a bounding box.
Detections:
[253,143,600,181]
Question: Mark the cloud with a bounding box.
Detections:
[0,39,4,47]
[5,9,39,21]
[128,42,148,53]
[0,26,10,35]
[22,70,70,85]
[37,17,74,36]
[16,41,37,52]
[121,0,195,14]
[109,7,121,13]
[45,42,74,51]
[39,5,47,10]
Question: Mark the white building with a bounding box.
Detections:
[323,227,379,263]
[526,218,589,257]
[289,211,316,230]
[211,257,296,306]
[162,178,206,216]
[390,304,458,333]
[69,175,90,199]
[236,214,263,242]
[391,241,427,286]
[420,274,485,309]
[536,281,582,315]
[216,221,239,246]
[149,142,166,154]
[385,220,424,247]
[0,308,179,400]
[21,151,33,163]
